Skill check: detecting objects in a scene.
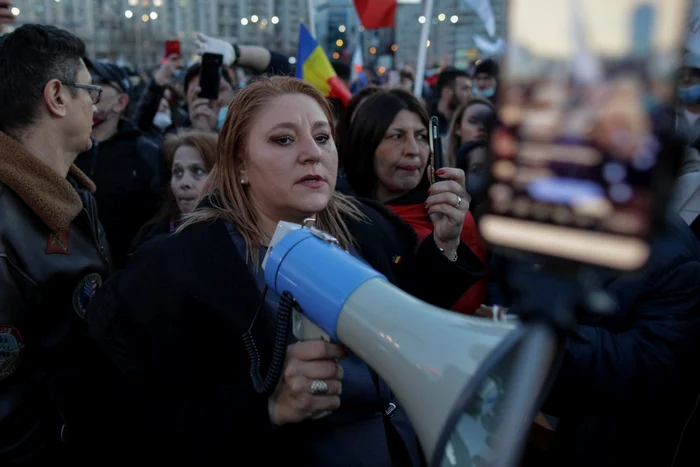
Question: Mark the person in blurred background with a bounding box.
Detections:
[132,54,183,141]
[677,53,700,150]
[446,98,497,215]
[674,52,700,233]
[529,211,700,467]
[0,0,15,33]
[472,58,499,103]
[134,130,217,248]
[398,68,415,93]
[453,140,489,217]
[446,97,497,169]
[74,58,164,270]
[181,61,237,133]
[431,67,472,143]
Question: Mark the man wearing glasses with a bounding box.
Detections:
[75,59,164,270]
[0,24,112,463]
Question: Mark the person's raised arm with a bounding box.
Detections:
[195,32,292,76]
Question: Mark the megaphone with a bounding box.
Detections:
[263,223,560,467]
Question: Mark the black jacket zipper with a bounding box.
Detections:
[81,191,110,267]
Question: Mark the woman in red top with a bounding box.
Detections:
[338,89,487,314]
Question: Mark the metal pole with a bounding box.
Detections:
[135,16,143,74]
[413,0,434,97]
[307,0,316,37]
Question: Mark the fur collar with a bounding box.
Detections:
[0,131,96,232]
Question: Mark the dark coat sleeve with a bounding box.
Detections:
[414,233,484,309]
[265,50,293,75]
[85,235,274,463]
[545,254,700,412]
[131,78,165,133]
[347,200,483,309]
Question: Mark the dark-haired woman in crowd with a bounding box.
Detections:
[338,88,486,314]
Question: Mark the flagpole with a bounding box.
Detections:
[307,0,316,37]
[413,0,434,97]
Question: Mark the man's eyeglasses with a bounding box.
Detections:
[61,82,103,104]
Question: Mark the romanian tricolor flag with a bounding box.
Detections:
[296,23,352,106]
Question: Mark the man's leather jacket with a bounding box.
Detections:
[0,131,112,463]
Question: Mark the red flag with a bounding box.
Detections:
[353,0,397,29]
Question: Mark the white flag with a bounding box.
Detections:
[462,0,496,37]
[686,0,700,54]
[474,35,504,56]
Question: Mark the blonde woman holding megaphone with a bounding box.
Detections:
[85,76,483,466]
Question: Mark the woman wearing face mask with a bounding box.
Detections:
[338,89,487,315]
[676,54,700,150]
[133,130,216,249]
[131,55,183,142]
[152,95,174,132]
[86,77,481,465]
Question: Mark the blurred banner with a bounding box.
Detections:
[353,0,397,30]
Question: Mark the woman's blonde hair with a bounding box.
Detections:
[180,76,362,265]
[446,97,496,169]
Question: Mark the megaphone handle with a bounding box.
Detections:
[293,307,332,342]
[292,308,333,420]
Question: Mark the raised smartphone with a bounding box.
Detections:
[198,52,223,101]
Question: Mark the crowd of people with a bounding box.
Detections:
[1,18,700,467]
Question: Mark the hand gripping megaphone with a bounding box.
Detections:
[263,222,559,467]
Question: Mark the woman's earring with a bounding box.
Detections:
[240,177,246,185]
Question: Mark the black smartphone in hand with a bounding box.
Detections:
[429,116,444,184]
[198,52,223,101]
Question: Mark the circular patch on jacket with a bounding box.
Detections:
[0,325,24,381]
[73,273,103,319]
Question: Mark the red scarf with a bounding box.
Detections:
[387,203,488,315]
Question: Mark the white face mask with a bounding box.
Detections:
[153,111,172,130]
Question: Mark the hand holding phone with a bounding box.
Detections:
[425,166,471,259]
[164,40,181,58]
[429,116,445,184]
[154,54,183,86]
[198,52,224,101]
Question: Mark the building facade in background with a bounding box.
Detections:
[8,0,309,72]
[314,0,361,63]
[395,0,507,69]
[7,0,506,73]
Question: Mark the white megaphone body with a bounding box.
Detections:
[262,222,558,467]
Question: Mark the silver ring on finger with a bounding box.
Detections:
[454,195,462,209]
[310,379,329,395]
